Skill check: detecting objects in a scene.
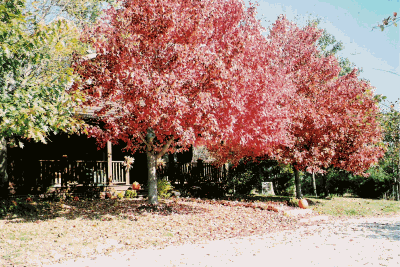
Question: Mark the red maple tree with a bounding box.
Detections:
[72,0,293,204]
[208,17,385,199]
[269,17,385,198]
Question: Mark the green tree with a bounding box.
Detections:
[310,19,359,77]
[0,0,110,195]
[379,100,400,200]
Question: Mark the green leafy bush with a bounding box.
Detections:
[300,167,392,199]
[124,190,137,198]
[117,192,124,199]
[0,199,40,218]
[287,197,299,207]
[227,159,294,196]
[196,183,225,198]
[350,168,391,199]
[157,179,173,199]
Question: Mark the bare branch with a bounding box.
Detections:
[138,132,150,148]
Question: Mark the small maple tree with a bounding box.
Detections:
[73,0,293,204]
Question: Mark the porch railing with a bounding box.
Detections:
[39,160,128,186]
[157,161,229,185]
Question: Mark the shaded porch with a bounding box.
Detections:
[39,159,129,187]
[6,133,147,195]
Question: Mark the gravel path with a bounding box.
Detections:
[46,215,400,267]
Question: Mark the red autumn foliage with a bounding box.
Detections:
[269,17,385,176]
[73,0,384,204]
[209,17,384,176]
[72,0,293,203]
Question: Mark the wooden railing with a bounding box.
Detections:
[157,161,229,185]
[39,160,128,186]
[112,161,126,184]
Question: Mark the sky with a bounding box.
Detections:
[250,0,400,104]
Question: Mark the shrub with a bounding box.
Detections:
[117,192,124,199]
[124,190,137,198]
[227,159,294,196]
[197,183,225,198]
[0,199,39,218]
[157,179,173,199]
[351,173,391,199]
[287,197,299,207]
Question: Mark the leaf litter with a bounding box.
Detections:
[0,198,314,266]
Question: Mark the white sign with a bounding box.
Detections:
[262,182,275,196]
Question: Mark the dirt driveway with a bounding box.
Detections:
[46,215,400,267]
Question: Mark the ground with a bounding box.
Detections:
[45,215,400,267]
[1,197,399,266]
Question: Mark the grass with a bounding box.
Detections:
[305,196,400,217]
[248,193,400,217]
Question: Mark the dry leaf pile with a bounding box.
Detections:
[0,198,308,266]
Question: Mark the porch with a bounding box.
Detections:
[39,159,130,187]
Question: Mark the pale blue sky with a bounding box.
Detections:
[251,0,400,103]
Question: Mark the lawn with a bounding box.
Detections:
[308,196,400,217]
[1,195,399,266]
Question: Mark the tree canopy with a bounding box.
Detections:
[207,16,385,198]
[0,0,112,194]
[72,1,385,202]
[0,0,113,144]
[72,0,296,204]
[271,17,384,173]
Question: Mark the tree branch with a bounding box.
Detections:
[138,132,150,148]
[156,137,174,160]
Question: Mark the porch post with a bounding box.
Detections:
[107,141,112,185]
[125,168,130,185]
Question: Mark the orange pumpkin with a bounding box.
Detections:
[132,182,141,190]
[299,199,308,209]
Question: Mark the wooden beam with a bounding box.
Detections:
[125,167,130,185]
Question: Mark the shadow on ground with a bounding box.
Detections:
[0,198,209,223]
[357,221,400,241]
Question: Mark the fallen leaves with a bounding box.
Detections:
[0,198,307,266]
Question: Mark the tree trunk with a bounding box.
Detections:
[312,172,317,197]
[0,137,8,198]
[143,129,174,205]
[147,150,158,205]
[323,175,330,198]
[294,168,302,199]
[397,181,400,201]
